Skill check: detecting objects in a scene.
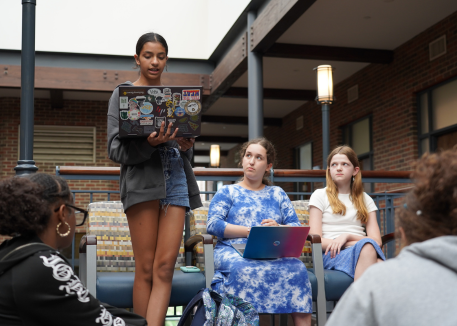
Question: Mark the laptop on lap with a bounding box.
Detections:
[232,226,310,259]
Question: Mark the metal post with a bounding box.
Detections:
[321,104,330,163]
[248,11,263,139]
[15,0,38,176]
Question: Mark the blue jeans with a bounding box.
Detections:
[158,146,190,211]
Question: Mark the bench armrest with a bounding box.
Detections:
[184,234,214,288]
[381,232,395,247]
[79,234,97,297]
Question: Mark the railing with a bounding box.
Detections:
[57,166,412,261]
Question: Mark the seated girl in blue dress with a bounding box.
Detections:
[207,138,312,326]
[309,145,385,281]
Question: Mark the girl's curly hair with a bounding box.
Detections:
[397,148,457,245]
[0,174,71,236]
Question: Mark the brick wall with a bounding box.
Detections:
[265,10,457,192]
[0,97,120,242]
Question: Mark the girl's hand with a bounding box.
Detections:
[325,234,349,258]
[147,122,178,147]
[176,137,195,151]
[261,219,279,226]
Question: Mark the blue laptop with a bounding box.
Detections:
[232,226,310,259]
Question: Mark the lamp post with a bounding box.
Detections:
[15,0,38,176]
[314,65,334,163]
[210,145,220,168]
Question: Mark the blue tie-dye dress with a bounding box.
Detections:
[206,184,313,314]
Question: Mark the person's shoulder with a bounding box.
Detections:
[12,249,66,282]
[311,188,327,198]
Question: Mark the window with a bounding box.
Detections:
[342,116,373,192]
[294,142,312,198]
[418,77,457,154]
[18,125,96,162]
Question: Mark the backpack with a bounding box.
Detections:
[177,288,259,326]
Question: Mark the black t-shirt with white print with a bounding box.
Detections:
[0,236,146,326]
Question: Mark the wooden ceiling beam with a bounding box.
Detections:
[250,0,316,53]
[223,87,315,101]
[204,33,248,112]
[0,65,211,93]
[265,43,394,63]
[203,115,282,127]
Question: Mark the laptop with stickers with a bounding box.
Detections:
[231,226,310,259]
[118,86,203,139]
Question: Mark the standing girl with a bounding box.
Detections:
[107,32,202,326]
[309,146,385,281]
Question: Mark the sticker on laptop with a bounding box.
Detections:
[182,89,201,100]
[175,106,186,117]
[140,102,153,114]
[120,110,129,120]
[173,93,181,106]
[167,118,176,124]
[190,115,199,122]
[120,97,129,109]
[136,96,146,108]
[148,88,162,96]
[140,120,154,126]
[184,100,201,116]
[163,88,172,100]
[155,117,166,128]
[129,98,138,110]
[128,108,141,120]
[132,126,143,134]
[178,124,188,132]
[144,126,155,134]
[121,121,132,133]
[156,96,165,105]
[188,121,199,131]
[141,114,154,118]
[178,117,188,123]
[179,100,188,108]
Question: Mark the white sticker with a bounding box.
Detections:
[120,97,129,109]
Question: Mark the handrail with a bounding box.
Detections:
[57,166,412,179]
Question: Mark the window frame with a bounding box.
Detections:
[341,115,373,170]
[417,75,457,155]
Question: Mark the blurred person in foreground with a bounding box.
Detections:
[0,173,146,326]
[326,148,457,326]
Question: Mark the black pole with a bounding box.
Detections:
[15,0,38,176]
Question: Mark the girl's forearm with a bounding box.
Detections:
[223,224,250,238]
[346,234,381,246]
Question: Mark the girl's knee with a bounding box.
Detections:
[360,243,377,258]
[153,260,175,283]
[135,260,154,283]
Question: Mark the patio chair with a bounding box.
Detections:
[78,201,214,309]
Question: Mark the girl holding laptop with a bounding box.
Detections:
[107,33,202,326]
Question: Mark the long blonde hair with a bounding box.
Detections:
[326,145,369,223]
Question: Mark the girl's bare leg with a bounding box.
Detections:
[291,313,312,326]
[146,205,186,326]
[126,200,160,318]
[354,244,378,281]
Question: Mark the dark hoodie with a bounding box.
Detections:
[0,235,146,326]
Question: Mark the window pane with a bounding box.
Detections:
[436,129,457,152]
[432,78,457,130]
[420,93,429,134]
[421,138,429,154]
[352,118,370,155]
[299,143,312,170]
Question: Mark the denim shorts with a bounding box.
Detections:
[158,146,190,211]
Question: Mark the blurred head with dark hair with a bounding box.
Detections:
[0,173,75,250]
[398,148,457,246]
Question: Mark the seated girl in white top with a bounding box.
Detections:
[309,145,385,280]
